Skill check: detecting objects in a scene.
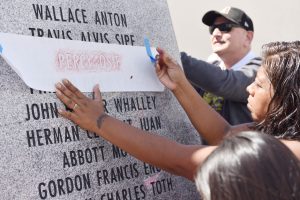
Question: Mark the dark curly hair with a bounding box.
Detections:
[256,41,300,141]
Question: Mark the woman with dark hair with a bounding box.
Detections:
[195,131,300,200]
[253,41,300,140]
[55,41,300,180]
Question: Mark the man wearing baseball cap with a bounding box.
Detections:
[202,6,254,32]
[181,6,261,125]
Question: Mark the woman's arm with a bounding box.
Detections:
[156,48,233,144]
[99,116,216,179]
[55,80,215,180]
[281,140,300,160]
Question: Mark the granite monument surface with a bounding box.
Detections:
[0,0,201,199]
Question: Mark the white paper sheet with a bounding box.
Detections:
[0,32,164,92]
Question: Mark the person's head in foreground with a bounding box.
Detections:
[195,131,300,200]
[246,41,300,141]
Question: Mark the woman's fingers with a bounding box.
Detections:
[55,80,90,110]
[156,47,166,67]
[156,47,164,55]
[55,82,79,105]
[93,84,102,102]
[62,79,86,99]
[156,47,177,68]
[56,80,103,112]
[58,109,80,123]
[55,87,77,110]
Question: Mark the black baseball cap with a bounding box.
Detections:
[202,6,254,31]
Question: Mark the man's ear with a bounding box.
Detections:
[244,31,254,47]
[246,31,254,43]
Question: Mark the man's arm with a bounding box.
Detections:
[181,52,259,102]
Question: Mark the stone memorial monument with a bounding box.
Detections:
[0,0,201,199]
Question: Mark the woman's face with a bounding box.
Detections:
[246,67,274,122]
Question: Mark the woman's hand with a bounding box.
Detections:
[155,47,186,91]
[55,79,106,133]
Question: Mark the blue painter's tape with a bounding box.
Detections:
[144,38,156,63]
[0,44,3,54]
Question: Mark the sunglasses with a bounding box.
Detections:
[209,23,241,34]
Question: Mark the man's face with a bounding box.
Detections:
[210,16,250,57]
